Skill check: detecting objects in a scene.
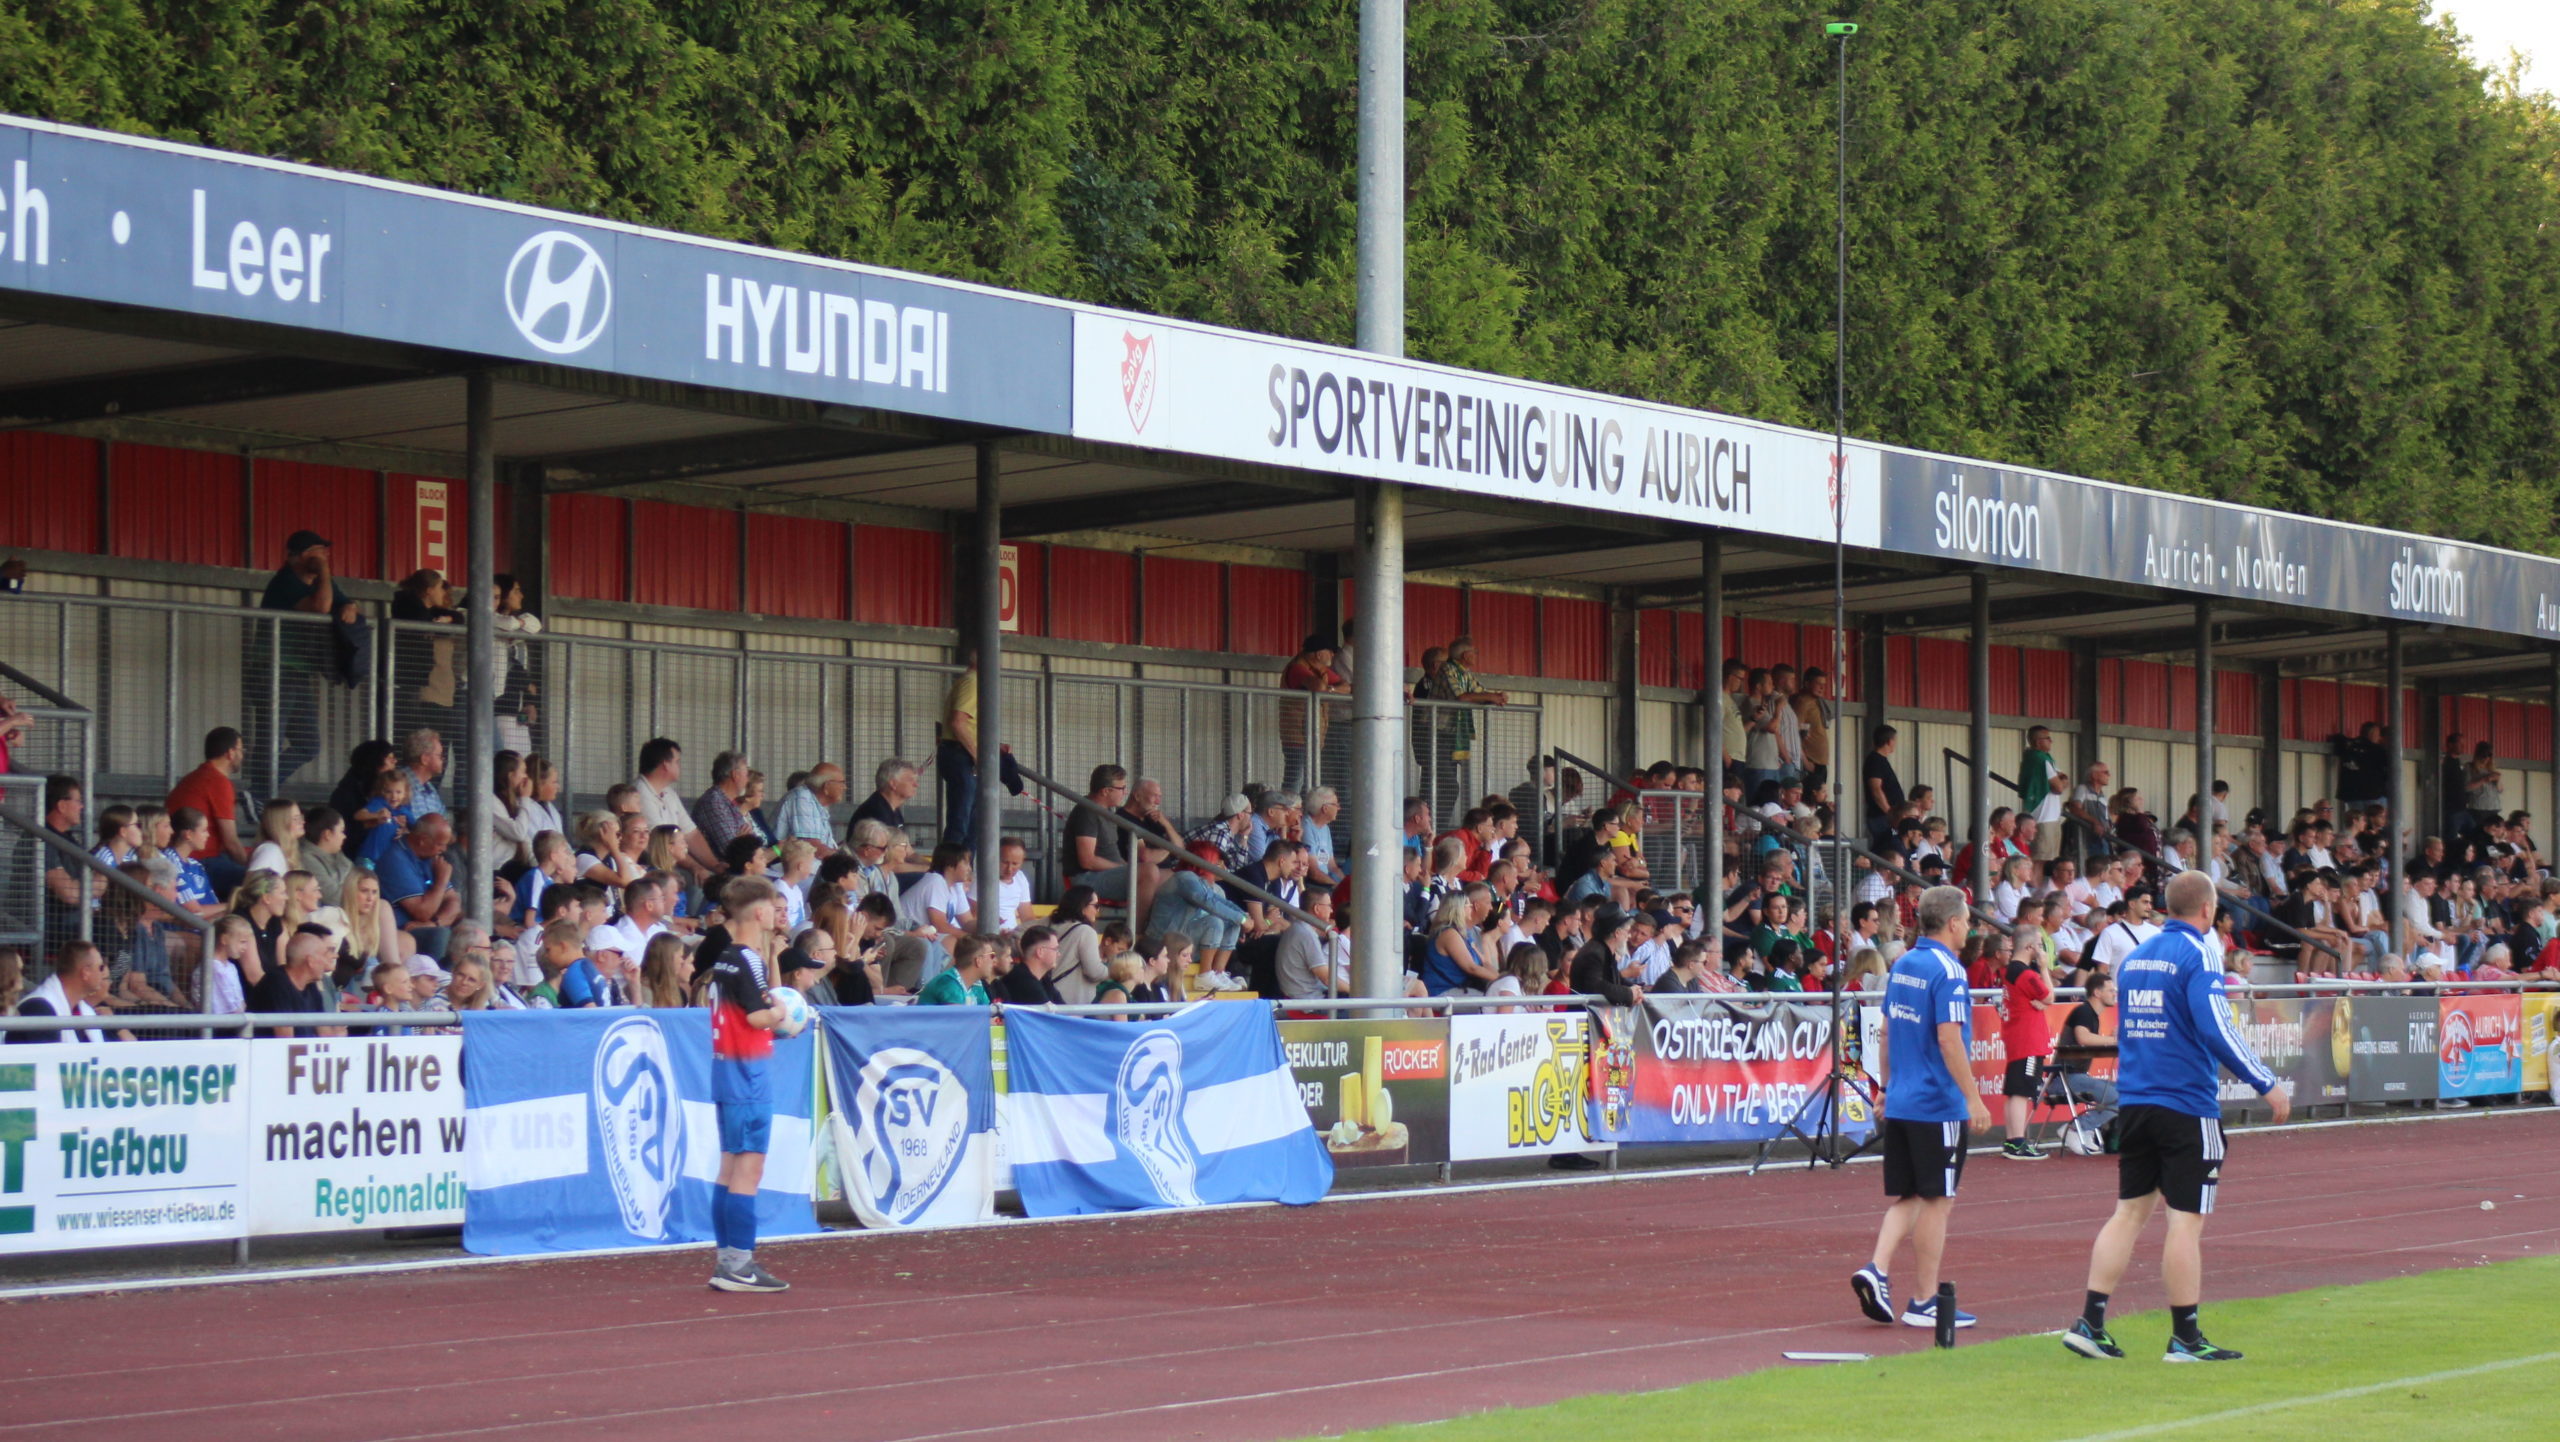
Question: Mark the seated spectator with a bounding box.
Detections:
[631,737,716,880]
[692,749,757,859]
[375,813,462,962]
[168,728,252,895]
[395,727,450,819]
[1186,793,1258,875]
[775,764,846,857]
[1148,847,1248,981]
[524,917,583,1007]
[589,872,676,984]
[200,913,259,1016]
[249,928,339,1038]
[247,798,305,878]
[1048,887,1110,1004]
[300,806,353,914]
[1422,885,1499,996]
[1275,885,1338,1000]
[99,864,185,1012]
[898,843,977,946]
[917,933,994,1005]
[632,934,693,1009]
[995,926,1066,1006]
[843,820,899,900]
[991,837,1037,932]
[849,759,926,871]
[1064,765,1140,903]
[10,942,113,1044]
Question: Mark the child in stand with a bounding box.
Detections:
[708,875,788,1293]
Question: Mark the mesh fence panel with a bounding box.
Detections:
[0,598,62,693]
[0,776,42,949]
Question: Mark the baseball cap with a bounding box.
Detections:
[284,529,331,555]
[779,945,823,975]
[1219,792,1253,818]
[407,956,451,984]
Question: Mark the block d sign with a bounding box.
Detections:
[0,1043,250,1253]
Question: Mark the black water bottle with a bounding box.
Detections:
[1934,1282,1957,1348]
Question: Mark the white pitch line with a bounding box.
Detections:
[2047,1348,2560,1442]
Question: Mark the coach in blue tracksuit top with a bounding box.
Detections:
[1850,885,1992,1333]
[2065,870,2290,1364]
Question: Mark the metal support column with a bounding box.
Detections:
[2257,661,2283,826]
[1351,0,1405,1002]
[1611,592,1640,781]
[463,372,498,932]
[973,443,1004,929]
[1968,572,1991,898]
[2193,605,2215,841]
[2386,625,2406,956]
[1702,538,1725,923]
[1350,485,1405,999]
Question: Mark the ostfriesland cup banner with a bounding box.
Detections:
[818,1006,998,1229]
[999,1001,1333,1217]
[1595,995,1873,1145]
[459,1012,817,1255]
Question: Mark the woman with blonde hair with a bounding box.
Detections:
[247,798,304,877]
[1092,954,1142,1017]
[521,756,566,840]
[325,868,410,970]
[578,811,642,891]
[809,894,882,1005]
[633,932,693,1009]
[230,870,290,977]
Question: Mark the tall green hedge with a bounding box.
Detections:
[6,1,2555,547]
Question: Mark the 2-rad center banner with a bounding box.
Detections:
[460,1012,817,1255]
[1594,997,1871,1145]
[1279,1018,1451,1169]
[1447,1012,1609,1160]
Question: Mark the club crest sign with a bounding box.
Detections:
[1119,329,1158,433]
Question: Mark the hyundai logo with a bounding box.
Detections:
[504,230,611,355]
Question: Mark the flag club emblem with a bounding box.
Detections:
[1120,330,1158,433]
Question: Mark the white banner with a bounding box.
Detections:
[1446,1013,1610,1161]
[245,1036,467,1235]
[0,1041,250,1253]
[1072,312,1882,549]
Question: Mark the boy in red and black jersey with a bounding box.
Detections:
[1998,934,2054,1161]
[708,875,788,1293]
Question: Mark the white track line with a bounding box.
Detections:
[1,1105,2544,1302]
[2048,1349,2560,1442]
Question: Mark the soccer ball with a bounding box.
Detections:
[769,986,812,1039]
[2061,1120,2104,1157]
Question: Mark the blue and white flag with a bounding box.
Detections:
[460,1012,817,1255]
[819,1006,998,1229]
[1000,1001,1332,1217]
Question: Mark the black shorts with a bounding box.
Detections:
[2002,1054,2044,1100]
[2116,1104,2225,1214]
[1882,1118,1967,1200]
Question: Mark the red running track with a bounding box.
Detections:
[4,1111,2555,1442]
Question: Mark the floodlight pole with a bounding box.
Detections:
[1349,0,1407,1002]
[1829,21,1854,974]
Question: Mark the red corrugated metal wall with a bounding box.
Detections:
[2021,648,2071,718]
[1049,547,1135,645]
[856,525,948,629]
[1008,541,1048,637]
[2169,664,2196,732]
[112,444,243,568]
[1637,610,1675,688]
[1885,636,1916,708]
[548,495,626,600]
[629,501,737,611]
[1230,565,1307,656]
[2292,679,2339,740]
[1466,590,1540,675]
[1989,644,2022,716]
[2217,669,2259,736]
[2118,661,2169,729]
[255,460,381,580]
[1142,556,1222,652]
[1912,638,1967,711]
[1739,619,1798,672]
[1541,597,1608,681]
[2517,704,2553,763]
[745,514,848,620]
[1675,612,1707,692]
[0,432,100,554]
[2338,683,2384,733]
[2452,696,2494,749]
[1405,583,1462,664]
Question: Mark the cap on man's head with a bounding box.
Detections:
[284,529,331,556]
[779,945,823,975]
[1219,792,1253,818]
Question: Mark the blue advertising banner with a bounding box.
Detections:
[0,118,1071,433]
[1000,1001,1332,1217]
[459,1012,815,1255]
[818,1006,998,1229]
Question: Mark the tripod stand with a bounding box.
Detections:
[1751,985,1882,1174]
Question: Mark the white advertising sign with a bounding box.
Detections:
[0,1041,250,1253]
[245,1036,466,1235]
[1446,1013,1610,1161]
[1072,312,1882,548]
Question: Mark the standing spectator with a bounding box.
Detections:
[1063,765,1138,904]
[250,529,335,799]
[1770,664,1805,781]
[1794,668,1835,792]
[693,750,756,858]
[1718,660,1748,776]
[775,764,845,857]
[2020,726,2069,862]
[1999,930,2055,1161]
[169,728,253,895]
[1741,668,1785,802]
[2335,723,2390,812]
[1279,634,1347,794]
[2066,762,2115,865]
[487,573,544,754]
[1431,637,1508,799]
[2463,742,2503,838]
[1861,726,1904,845]
[937,647,985,849]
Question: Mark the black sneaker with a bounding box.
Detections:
[709,1260,788,1294]
[2164,1333,2243,1362]
[2000,1138,2048,1161]
[1851,1265,1894,1325]
[2063,1317,2123,1359]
